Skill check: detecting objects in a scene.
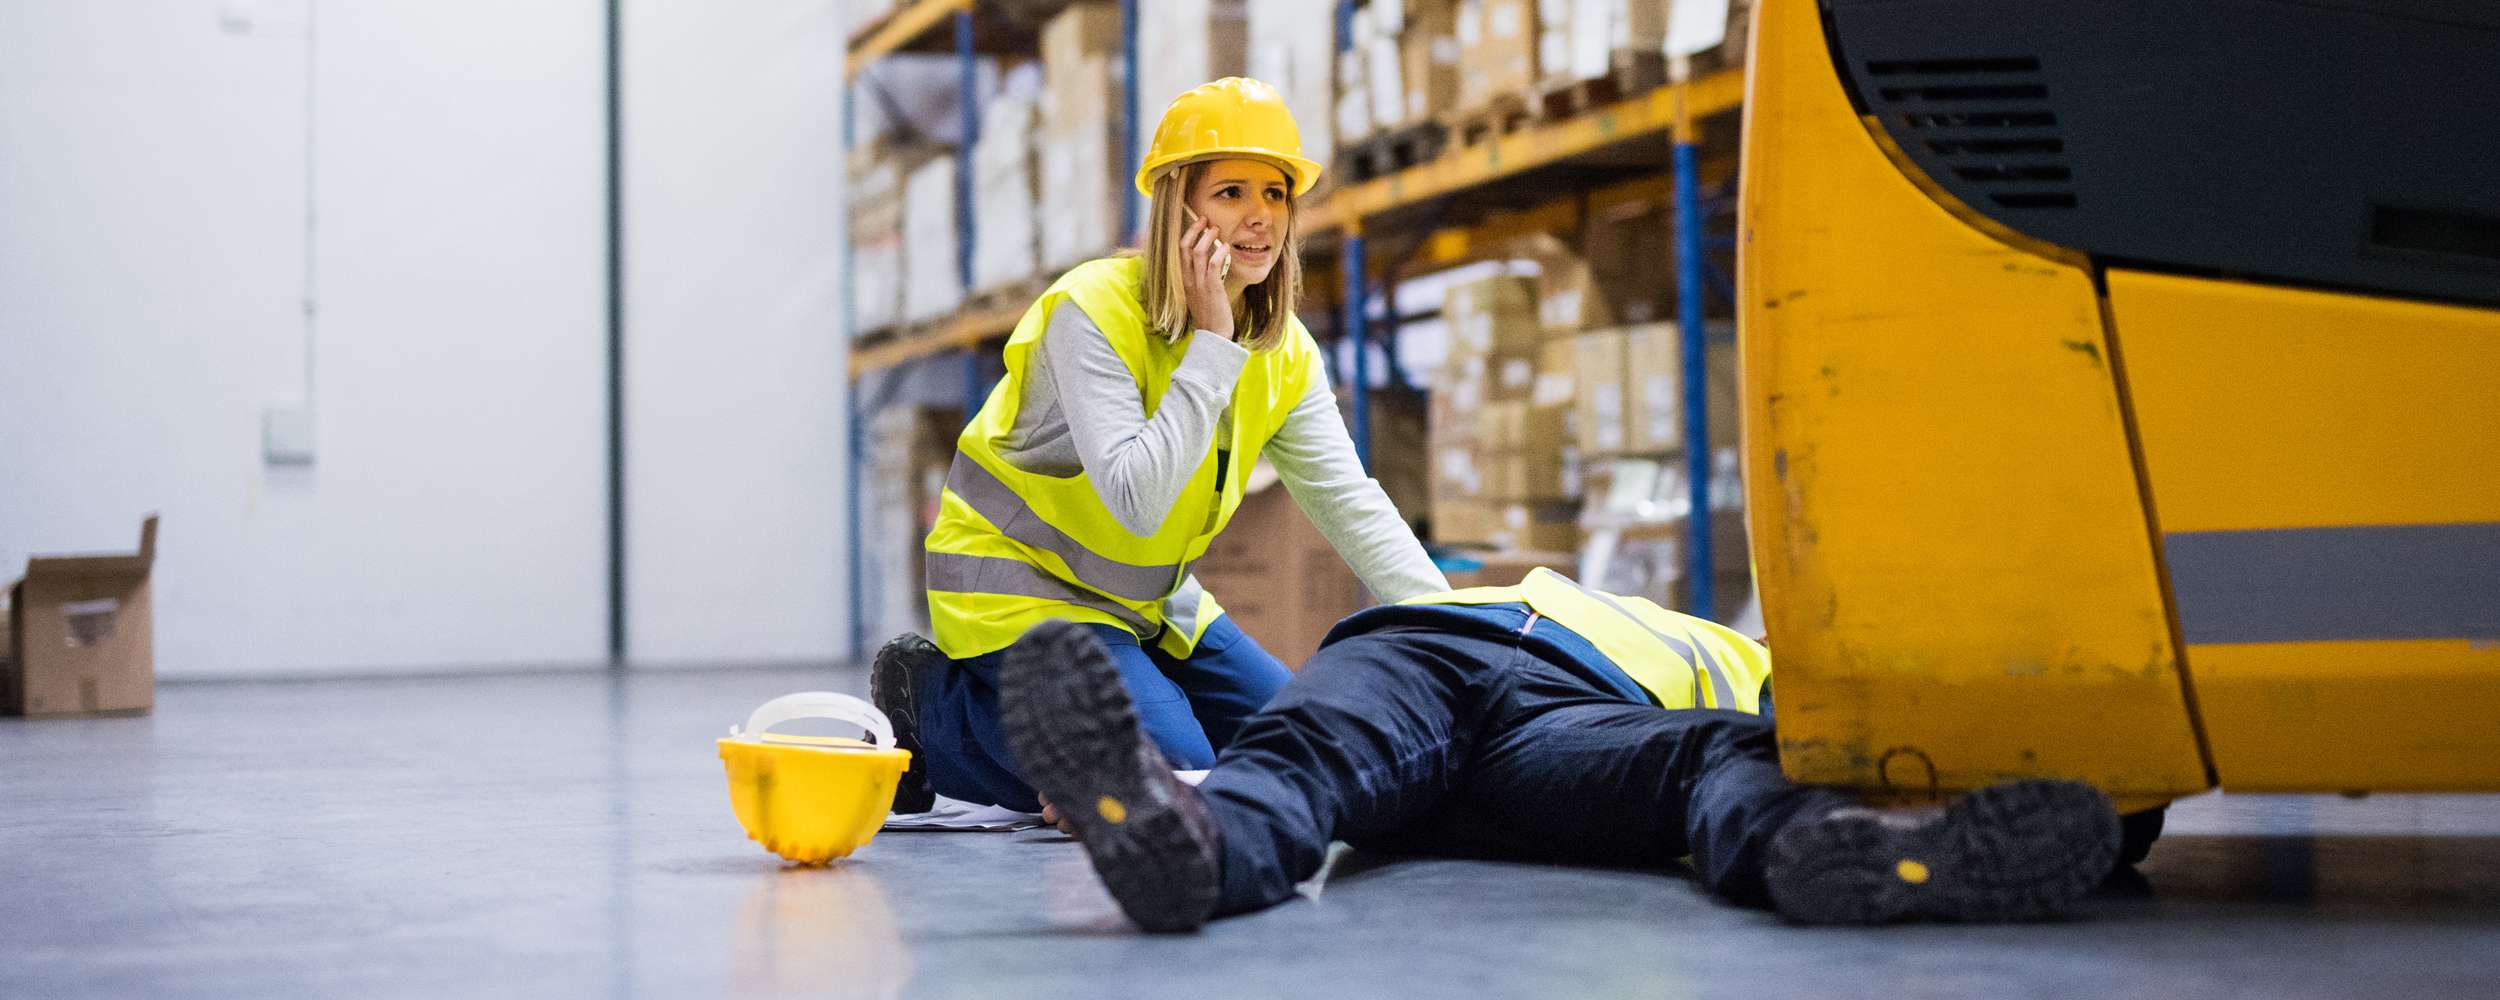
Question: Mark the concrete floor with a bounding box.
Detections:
[4,666,2498,1000]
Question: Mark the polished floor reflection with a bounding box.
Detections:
[4,667,2496,999]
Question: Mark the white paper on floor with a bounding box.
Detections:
[882,769,1210,832]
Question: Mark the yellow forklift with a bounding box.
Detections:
[1738,0,2500,816]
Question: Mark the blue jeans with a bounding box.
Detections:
[920,614,1291,813]
[1197,602,1851,914]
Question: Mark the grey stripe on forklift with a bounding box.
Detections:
[2166,522,2500,644]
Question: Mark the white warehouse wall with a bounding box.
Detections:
[0,0,609,677]
[1,1,852,676]
[620,0,848,665]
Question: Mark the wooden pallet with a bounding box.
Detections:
[1337,120,1451,184]
[1532,50,1670,121]
[1442,94,1536,148]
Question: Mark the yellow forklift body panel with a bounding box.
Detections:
[1738,0,2208,800]
[2110,270,2500,791]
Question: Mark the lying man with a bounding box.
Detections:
[995,568,2121,930]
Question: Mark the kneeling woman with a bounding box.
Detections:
[882,78,1447,813]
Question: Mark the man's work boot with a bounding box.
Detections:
[869,633,942,814]
[1001,620,1221,933]
[1764,779,2120,925]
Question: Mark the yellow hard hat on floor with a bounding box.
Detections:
[1134,77,1324,197]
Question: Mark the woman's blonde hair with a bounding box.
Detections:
[1135,159,1303,352]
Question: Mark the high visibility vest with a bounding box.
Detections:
[924,256,1322,661]
[1409,568,1773,713]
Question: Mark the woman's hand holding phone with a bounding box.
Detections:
[1181,210,1235,340]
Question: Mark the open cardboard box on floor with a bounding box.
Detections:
[5,516,158,717]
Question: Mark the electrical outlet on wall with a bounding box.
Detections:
[263,404,316,466]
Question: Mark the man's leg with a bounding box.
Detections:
[1377,656,2120,922]
[1003,620,1523,930]
[920,623,1217,812]
[1155,613,1293,751]
[1355,656,1849,907]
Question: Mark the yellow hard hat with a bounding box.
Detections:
[1134,77,1324,198]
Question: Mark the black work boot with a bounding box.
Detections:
[869,633,942,814]
[1001,620,1221,933]
[1764,779,2120,924]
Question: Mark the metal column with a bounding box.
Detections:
[1345,231,1371,470]
[842,80,865,662]
[1673,136,1714,616]
[956,10,978,293]
[1121,0,1141,241]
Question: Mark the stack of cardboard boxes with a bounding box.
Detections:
[1039,2,1127,270]
[1135,0,1248,172]
[1430,274,1581,555]
[901,154,962,324]
[1455,0,1540,114]
[970,90,1040,296]
[1422,243,1748,615]
[1338,0,1462,146]
[1249,0,1339,182]
[865,408,962,644]
[849,144,911,335]
[1543,0,1667,90]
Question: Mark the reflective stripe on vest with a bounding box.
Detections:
[943,454,1190,603]
[1406,567,1769,713]
[923,550,1156,633]
[1566,581,1740,711]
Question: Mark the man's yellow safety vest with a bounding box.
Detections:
[924,256,1323,661]
[1410,568,1774,713]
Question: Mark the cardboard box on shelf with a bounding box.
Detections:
[1042,0,1122,66]
[1362,8,1406,131]
[1433,498,1579,551]
[1622,321,1741,454]
[971,94,1040,294]
[1137,0,1248,149]
[1041,2,1127,268]
[850,145,913,333]
[6,517,157,717]
[1335,43,1375,143]
[1474,399,1569,456]
[1444,274,1541,357]
[1348,384,1434,531]
[902,155,963,323]
[1560,0,1667,84]
[1666,0,1752,80]
[1444,274,1544,403]
[1190,465,1366,669]
[1583,195,1678,325]
[1484,446,1570,502]
[1457,0,1539,112]
[1573,328,1631,455]
[1430,439,1484,503]
[1536,0,1572,88]
[1596,515,1755,621]
[864,408,963,643]
[1250,0,1340,175]
[1401,0,1461,126]
[1534,338,1577,406]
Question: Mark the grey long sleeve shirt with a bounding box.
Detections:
[991,302,1449,606]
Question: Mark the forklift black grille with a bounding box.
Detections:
[1867,56,2078,212]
